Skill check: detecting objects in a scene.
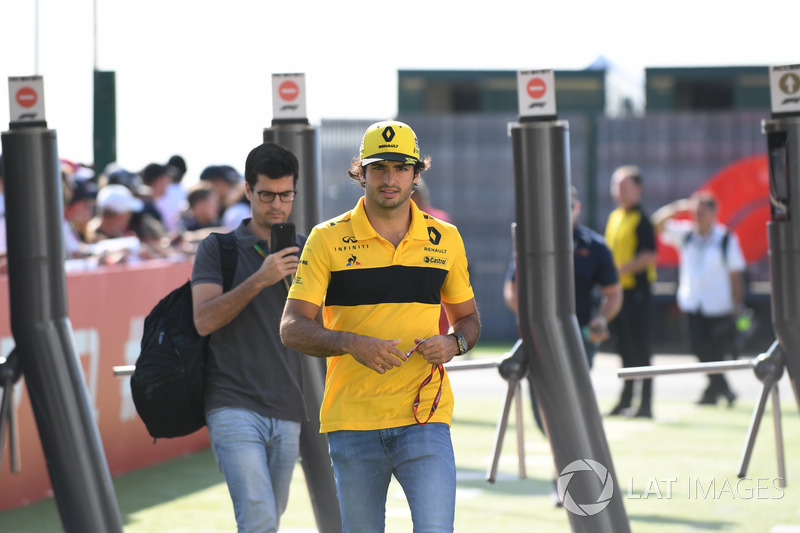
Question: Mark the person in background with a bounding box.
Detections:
[86,184,143,242]
[652,191,745,406]
[411,176,453,223]
[281,119,480,533]
[155,154,189,233]
[177,182,227,254]
[222,180,252,231]
[503,185,622,506]
[192,142,306,533]
[63,179,98,257]
[504,185,622,368]
[604,164,657,419]
[412,176,454,335]
[200,164,243,221]
[179,181,221,233]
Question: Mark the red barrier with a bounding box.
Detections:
[0,259,211,511]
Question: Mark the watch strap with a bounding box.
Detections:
[450,332,468,355]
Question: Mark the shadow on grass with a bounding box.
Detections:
[629,513,737,530]
[114,448,223,526]
[0,448,223,532]
[457,467,552,496]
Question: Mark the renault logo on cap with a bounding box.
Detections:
[382,127,395,142]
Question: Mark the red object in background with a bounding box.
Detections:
[656,154,770,267]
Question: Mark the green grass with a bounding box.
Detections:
[2,343,799,532]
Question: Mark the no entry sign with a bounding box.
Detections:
[527,77,547,99]
[278,80,299,102]
[272,73,307,121]
[517,69,557,120]
[8,76,46,124]
[16,86,38,108]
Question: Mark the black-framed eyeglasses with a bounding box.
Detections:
[253,189,296,203]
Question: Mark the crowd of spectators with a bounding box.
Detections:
[0,153,251,271]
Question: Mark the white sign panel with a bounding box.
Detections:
[769,64,800,116]
[517,69,557,119]
[272,73,307,121]
[8,75,46,123]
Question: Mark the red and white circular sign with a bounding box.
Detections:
[16,86,38,108]
[527,78,547,99]
[278,80,299,102]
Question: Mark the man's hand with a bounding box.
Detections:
[412,335,459,366]
[587,315,610,343]
[255,246,299,288]
[348,337,408,374]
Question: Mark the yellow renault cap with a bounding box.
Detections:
[359,120,420,166]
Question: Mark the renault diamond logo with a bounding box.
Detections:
[428,227,441,245]
[382,126,395,142]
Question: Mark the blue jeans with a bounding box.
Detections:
[207,407,301,533]
[327,423,456,533]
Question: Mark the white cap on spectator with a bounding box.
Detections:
[97,184,144,214]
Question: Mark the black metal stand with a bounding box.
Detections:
[617,340,788,487]
[445,339,528,483]
[0,348,22,476]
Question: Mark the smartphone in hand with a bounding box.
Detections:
[270,222,297,254]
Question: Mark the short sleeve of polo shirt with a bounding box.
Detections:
[725,231,747,273]
[636,211,656,253]
[438,227,474,305]
[593,239,619,288]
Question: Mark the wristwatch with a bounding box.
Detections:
[450,332,468,356]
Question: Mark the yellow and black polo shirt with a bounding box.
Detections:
[604,205,657,290]
[287,197,474,432]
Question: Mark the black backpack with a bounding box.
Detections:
[131,232,238,439]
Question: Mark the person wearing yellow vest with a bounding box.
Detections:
[280,120,481,532]
[604,165,657,418]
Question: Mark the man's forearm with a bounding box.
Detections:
[280,314,356,358]
[619,251,656,276]
[194,276,266,336]
[450,313,481,351]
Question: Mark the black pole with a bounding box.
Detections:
[1,123,123,531]
[763,116,800,414]
[511,118,630,532]
[263,123,341,533]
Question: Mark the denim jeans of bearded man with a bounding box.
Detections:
[328,422,456,533]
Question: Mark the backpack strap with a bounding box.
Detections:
[721,230,730,265]
[213,232,239,292]
[683,228,731,265]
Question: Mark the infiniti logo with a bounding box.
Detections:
[342,236,358,243]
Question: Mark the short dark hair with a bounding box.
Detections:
[140,163,170,186]
[186,182,215,209]
[244,143,299,189]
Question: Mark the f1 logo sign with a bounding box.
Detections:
[8,75,46,124]
[272,73,307,121]
[517,69,557,119]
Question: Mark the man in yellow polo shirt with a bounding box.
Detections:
[604,165,658,419]
[280,120,481,532]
